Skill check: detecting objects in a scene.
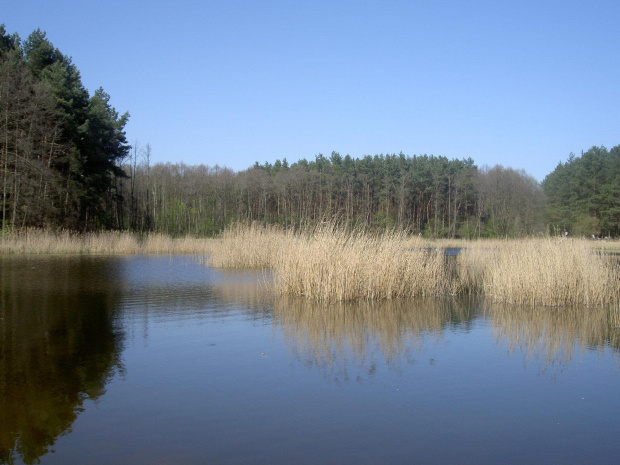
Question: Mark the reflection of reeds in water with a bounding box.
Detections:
[488,303,620,367]
[207,265,620,373]
[272,296,473,375]
[209,269,274,309]
[0,228,214,255]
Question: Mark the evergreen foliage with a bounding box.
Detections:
[0,24,616,238]
[0,25,130,230]
[113,152,546,238]
[543,145,620,237]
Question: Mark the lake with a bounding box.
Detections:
[1,255,619,464]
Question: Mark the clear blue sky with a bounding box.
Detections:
[3,0,619,180]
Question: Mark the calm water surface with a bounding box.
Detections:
[1,255,619,464]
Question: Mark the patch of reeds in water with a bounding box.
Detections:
[211,225,620,308]
[272,227,448,301]
[209,223,449,301]
[207,223,289,268]
[460,238,620,308]
[0,228,214,255]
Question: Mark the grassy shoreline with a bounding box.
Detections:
[0,228,215,255]
[4,226,619,309]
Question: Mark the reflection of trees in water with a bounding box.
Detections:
[487,304,620,370]
[271,296,475,382]
[0,257,124,465]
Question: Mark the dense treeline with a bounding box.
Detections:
[118,149,546,238]
[543,145,620,237]
[1,26,617,238]
[0,25,129,230]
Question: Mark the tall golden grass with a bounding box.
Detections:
[458,238,620,308]
[210,223,450,301]
[207,223,289,268]
[0,228,214,255]
[272,226,449,301]
[210,224,620,308]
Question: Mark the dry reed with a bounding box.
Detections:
[209,223,449,301]
[272,227,450,301]
[211,224,620,308]
[479,238,619,307]
[207,223,290,268]
[0,228,214,255]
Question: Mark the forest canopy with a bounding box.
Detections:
[1,25,618,238]
[0,25,129,230]
[543,145,620,237]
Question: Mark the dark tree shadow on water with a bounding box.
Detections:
[0,256,125,465]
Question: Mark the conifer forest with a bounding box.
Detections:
[1,26,619,238]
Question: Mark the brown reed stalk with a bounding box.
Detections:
[0,228,213,255]
[479,238,620,308]
[211,224,620,307]
[270,226,450,301]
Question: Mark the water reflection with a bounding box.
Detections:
[116,263,274,342]
[271,296,476,381]
[1,256,619,464]
[208,273,620,376]
[0,257,124,465]
[487,304,620,368]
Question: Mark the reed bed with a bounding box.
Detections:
[140,234,214,255]
[610,306,620,329]
[208,223,449,301]
[478,238,620,307]
[272,227,448,301]
[212,224,620,308]
[0,228,214,255]
[207,223,291,268]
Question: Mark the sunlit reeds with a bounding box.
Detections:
[0,228,214,255]
[211,224,620,307]
[477,238,620,307]
[271,226,448,301]
[207,222,291,268]
[209,223,449,301]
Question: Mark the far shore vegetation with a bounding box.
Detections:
[2,25,620,311]
[2,25,620,241]
[0,228,215,255]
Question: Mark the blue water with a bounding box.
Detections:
[1,255,619,464]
